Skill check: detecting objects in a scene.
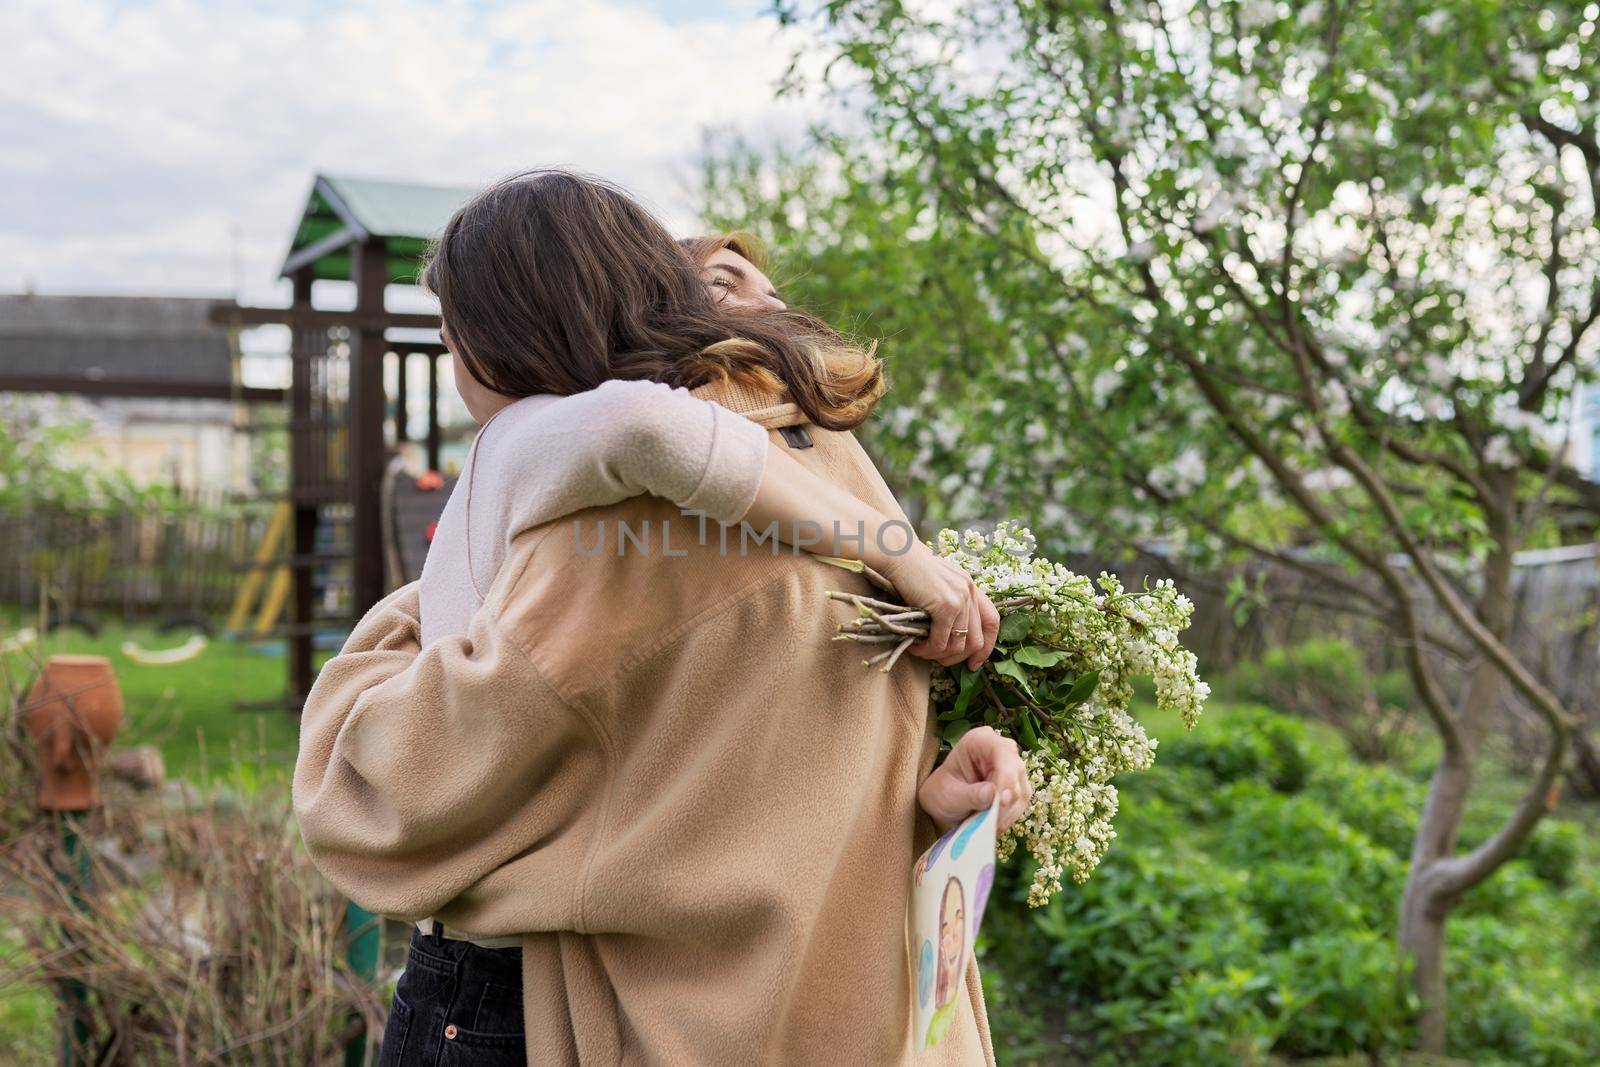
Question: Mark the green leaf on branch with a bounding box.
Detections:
[1013,645,1069,668]
[1063,668,1102,707]
[941,720,972,747]
[998,611,1034,644]
[947,665,983,720]
[993,657,1034,695]
[1019,710,1040,747]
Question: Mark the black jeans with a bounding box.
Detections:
[377,925,525,1066]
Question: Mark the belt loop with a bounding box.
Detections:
[429,919,445,945]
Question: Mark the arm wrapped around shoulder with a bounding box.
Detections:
[292,582,605,931]
[587,378,769,525]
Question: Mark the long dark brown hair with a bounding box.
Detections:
[421,170,882,430]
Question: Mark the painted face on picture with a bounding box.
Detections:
[935,875,966,1009]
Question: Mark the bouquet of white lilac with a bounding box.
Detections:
[822,522,1209,907]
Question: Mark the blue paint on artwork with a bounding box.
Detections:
[950,804,991,861]
[918,938,935,1007]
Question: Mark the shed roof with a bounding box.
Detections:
[0,295,234,391]
[280,174,478,284]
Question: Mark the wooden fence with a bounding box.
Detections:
[0,504,277,624]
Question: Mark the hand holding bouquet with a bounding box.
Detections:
[824,522,1208,906]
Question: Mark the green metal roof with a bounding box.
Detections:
[280,174,479,284]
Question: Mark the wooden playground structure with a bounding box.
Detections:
[213,174,474,707]
[210,175,477,1066]
[0,175,473,709]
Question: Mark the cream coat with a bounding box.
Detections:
[293,383,994,1066]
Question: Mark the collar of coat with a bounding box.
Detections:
[690,378,806,429]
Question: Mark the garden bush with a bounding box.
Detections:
[0,677,378,1065]
[1304,759,1420,856]
[1161,702,1312,793]
[980,702,1600,1066]
[1447,915,1598,1067]
[1225,639,1414,762]
[1519,817,1581,889]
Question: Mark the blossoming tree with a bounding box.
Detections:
[741,0,1599,1051]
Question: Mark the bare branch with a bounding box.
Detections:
[1431,722,1569,895]
[1158,330,1469,748]
[1280,333,1577,749]
[1520,111,1600,408]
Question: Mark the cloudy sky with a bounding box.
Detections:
[2,0,812,307]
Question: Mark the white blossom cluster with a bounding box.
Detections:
[995,745,1132,906]
[929,522,1210,904]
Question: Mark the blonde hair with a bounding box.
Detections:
[680,230,770,273]
[677,231,884,429]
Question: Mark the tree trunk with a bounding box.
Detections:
[1567,727,1600,799]
[1395,521,1527,1054]
[1398,886,1448,1052]
[1400,743,1474,1054]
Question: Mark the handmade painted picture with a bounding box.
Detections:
[908,798,999,1052]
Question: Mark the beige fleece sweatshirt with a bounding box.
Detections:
[419,378,770,646]
[294,384,994,1066]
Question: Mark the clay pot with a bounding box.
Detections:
[22,654,124,811]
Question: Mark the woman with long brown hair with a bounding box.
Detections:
[294,170,1029,1066]
[416,210,998,659]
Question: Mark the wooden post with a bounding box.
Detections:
[426,352,442,473]
[54,813,92,1067]
[392,351,409,446]
[288,268,317,706]
[350,239,388,612]
[344,242,388,1062]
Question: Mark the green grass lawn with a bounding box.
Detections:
[3,616,317,782]
[0,924,53,1066]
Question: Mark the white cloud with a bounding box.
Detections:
[0,0,809,305]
